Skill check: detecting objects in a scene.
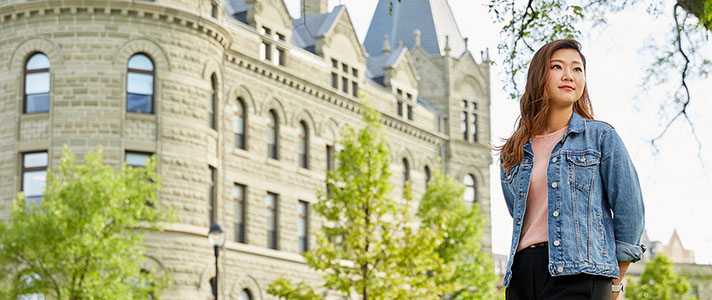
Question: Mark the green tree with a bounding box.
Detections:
[416,169,498,300]
[268,102,496,299]
[0,146,172,300]
[626,254,698,300]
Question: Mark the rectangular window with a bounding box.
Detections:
[331,59,338,68]
[261,26,272,36]
[277,33,285,41]
[397,89,403,96]
[352,67,358,77]
[461,100,468,108]
[125,151,151,167]
[461,111,468,141]
[341,77,348,93]
[352,81,358,97]
[277,48,285,66]
[234,184,246,243]
[298,201,309,253]
[471,113,478,142]
[209,166,216,225]
[407,105,413,120]
[266,192,278,250]
[331,73,338,89]
[22,151,48,207]
[211,3,218,18]
[471,102,477,110]
[326,145,334,171]
[407,93,412,100]
[342,63,348,73]
[397,101,403,117]
[264,43,272,61]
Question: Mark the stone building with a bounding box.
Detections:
[0,0,492,298]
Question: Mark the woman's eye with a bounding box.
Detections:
[551,65,562,70]
[574,67,583,72]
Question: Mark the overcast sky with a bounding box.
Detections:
[283,0,712,264]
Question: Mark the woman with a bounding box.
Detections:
[499,39,645,300]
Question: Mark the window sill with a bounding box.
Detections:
[126,112,156,121]
[20,112,49,121]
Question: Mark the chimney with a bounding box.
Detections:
[303,0,329,15]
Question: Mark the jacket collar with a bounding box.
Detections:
[522,111,586,156]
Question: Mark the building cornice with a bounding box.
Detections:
[0,0,231,50]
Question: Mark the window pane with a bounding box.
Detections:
[298,201,307,215]
[464,174,476,203]
[461,100,467,108]
[240,290,252,300]
[127,72,153,95]
[341,77,348,93]
[127,93,152,113]
[128,54,154,71]
[25,72,50,94]
[24,152,48,168]
[234,115,244,134]
[126,152,150,167]
[331,73,338,88]
[23,170,46,197]
[235,200,243,223]
[239,290,252,300]
[25,94,49,113]
[26,53,50,70]
[471,113,478,141]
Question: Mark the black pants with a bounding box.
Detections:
[506,246,612,300]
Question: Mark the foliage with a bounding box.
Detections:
[268,101,496,299]
[487,0,712,145]
[626,254,698,300]
[0,145,172,300]
[417,168,498,299]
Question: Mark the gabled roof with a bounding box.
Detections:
[363,0,467,58]
[291,5,344,53]
[365,46,408,79]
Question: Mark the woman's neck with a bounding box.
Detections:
[545,106,573,134]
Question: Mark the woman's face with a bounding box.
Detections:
[546,48,586,110]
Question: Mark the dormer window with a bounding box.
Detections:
[330,58,358,97]
[259,27,285,66]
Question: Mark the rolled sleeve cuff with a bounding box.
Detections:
[616,239,643,262]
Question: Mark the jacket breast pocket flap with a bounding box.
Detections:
[566,152,600,191]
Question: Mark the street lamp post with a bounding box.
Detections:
[208,223,226,300]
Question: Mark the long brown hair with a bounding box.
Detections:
[498,39,594,171]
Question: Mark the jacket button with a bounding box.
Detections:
[557,266,564,273]
[553,240,561,246]
[552,157,557,163]
[553,211,559,217]
[517,221,521,225]
[551,182,558,188]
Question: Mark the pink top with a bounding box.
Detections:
[517,126,568,251]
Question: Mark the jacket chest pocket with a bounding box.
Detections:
[566,152,601,191]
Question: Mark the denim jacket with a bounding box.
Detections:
[500,112,645,287]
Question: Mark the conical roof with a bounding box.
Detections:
[363,0,467,57]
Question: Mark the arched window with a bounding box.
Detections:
[424,166,431,189]
[298,121,309,168]
[126,54,154,114]
[464,174,477,204]
[239,289,253,300]
[234,98,246,149]
[402,158,410,190]
[267,110,278,159]
[24,53,51,114]
[209,74,217,129]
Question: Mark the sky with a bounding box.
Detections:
[283,0,712,264]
